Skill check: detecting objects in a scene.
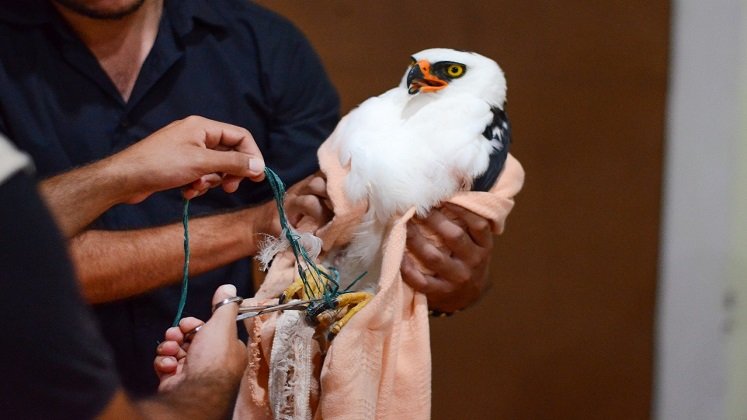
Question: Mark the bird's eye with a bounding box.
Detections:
[446,64,465,78]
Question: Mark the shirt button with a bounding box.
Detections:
[119,118,130,128]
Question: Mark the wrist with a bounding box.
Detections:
[240,202,280,256]
[98,153,149,205]
[255,200,282,237]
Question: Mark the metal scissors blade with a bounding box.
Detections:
[234,299,318,321]
[184,299,321,339]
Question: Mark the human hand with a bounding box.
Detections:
[154,284,247,393]
[109,116,266,204]
[285,171,333,232]
[401,203,493,314]
[256,171,333,238]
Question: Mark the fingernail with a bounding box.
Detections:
[249,158,265,174]
[223,284,237,296]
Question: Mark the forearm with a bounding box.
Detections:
[37,116,268,239]
[38,156,130,238]
[71,204,277,303]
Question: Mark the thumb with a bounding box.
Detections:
[207,284,241,328]
[203,149,266,182]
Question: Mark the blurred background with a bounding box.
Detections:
[255,1,745,419]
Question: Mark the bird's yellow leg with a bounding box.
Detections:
[329,292,373,336]
[279,267,330,303]
[278,276,305,303]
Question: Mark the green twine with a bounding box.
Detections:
[171,168,367,327]
[172,198,191,327]
[264,167,342,306]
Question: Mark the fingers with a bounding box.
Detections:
[299,173,329,198]
[157,339,183,356]
[402,250,481,313]
[417,205,493,266]
[402,253,446,294]
[418,208,476,264]
[182,171,245,200]
[291,195,333,229]
[154,354,178,376]
[183,174,223,199]
[154,317,200,379]
[405,221,470,284]
[195,118,265,181]
[178,115,265,182]
[205,284,241,333]
[197,284,248,379]
[442,203,493,248]
[287,172,328,199]
[176,317,205,339]
[221,175,243,193]
[402,206,495,313]
[182,188,200,200]
[154,340,183,377]
[200,148,265,183]
[285,172,333,231]
[117,116,268,205]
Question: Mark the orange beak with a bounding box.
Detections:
[407,59,448,94]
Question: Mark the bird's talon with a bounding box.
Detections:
[316,309,337,327]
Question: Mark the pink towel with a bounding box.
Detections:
[234,140,524,419]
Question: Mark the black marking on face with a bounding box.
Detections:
[429,61,467,81]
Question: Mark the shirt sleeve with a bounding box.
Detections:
[258,15,341,189]
[0,168,120,418]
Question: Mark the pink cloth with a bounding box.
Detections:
[234,140,524,419]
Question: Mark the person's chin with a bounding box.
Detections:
[52,0,147,20]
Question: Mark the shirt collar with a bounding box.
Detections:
[165,0,228,37]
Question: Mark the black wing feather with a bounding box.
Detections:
[472,107,511,192]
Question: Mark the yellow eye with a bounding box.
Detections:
[446,64,465,78]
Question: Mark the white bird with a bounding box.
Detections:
[280,48,511,335]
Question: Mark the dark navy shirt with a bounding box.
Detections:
[0,168,119,419]
[0,0,339,397]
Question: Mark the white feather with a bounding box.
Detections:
[327,49,507,291]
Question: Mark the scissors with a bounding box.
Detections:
[183,297,319,339]
[234,299,318,321]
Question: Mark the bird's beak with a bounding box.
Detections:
[407,60,447,95]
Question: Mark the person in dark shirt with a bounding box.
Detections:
[0,116,281,418]
[0,0,339,397]
[0,0,500,397]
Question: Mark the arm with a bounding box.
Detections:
[71,172,330,303]
[71,204,271,303]
[39,116,265,238]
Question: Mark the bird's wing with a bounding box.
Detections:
[472,106,511,192]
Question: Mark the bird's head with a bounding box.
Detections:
[402,48,507,108]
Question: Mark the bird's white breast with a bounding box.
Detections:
[333,88,496,221]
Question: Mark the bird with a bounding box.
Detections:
[278,48,511,336]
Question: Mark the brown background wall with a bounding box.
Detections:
[254,1,670,419]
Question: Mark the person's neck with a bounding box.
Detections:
[53,0,164,102]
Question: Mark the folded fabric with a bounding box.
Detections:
[234,139,524,419]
